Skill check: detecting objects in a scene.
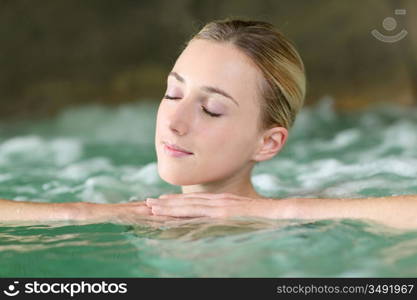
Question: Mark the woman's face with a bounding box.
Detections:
[155,39,265,186]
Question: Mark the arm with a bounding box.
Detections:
[146,193,417,230]
[289,194,417,230]
[0,198,152,224]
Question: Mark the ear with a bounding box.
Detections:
[252,126,288,162]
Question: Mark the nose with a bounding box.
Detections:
[166,98,194,136]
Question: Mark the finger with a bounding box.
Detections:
[159,193,208,199]
[176,192,246,200]
[123,200,147,206]
[147,197,238,207]
[147,197,190,206]
[150,204,222,218]
[159,192,235,199]
[139,215,179,222]
[158,193,180,198]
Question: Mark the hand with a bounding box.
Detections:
[73,201,179,225]
[145,192,289,219]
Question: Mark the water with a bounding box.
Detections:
[1,97,417,277]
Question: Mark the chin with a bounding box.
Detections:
[159,174,198,186]
[157,165,197,186]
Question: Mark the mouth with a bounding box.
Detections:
[163,142,193,156]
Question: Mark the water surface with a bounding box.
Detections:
[1,97,417,277]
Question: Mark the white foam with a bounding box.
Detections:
[319,178,386,198]
[121,162,160,185]
[252,174,282,192]
[58,157,113,180]
[80,175,126,203]
[56,101,157,144]
[298,159,344,188]
[384,120,417,151]
[329,128,361,149]
[13,185,38,195]
[0,136,82,166]
[50,138,83,166]
[0,136,45,158]
[0,174,13,182]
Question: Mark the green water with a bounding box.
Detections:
[1,98,417,277]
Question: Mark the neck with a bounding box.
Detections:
[181,164,265,199]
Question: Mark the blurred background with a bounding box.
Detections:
[0,0,416,120]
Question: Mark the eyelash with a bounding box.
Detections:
[163,95,222,118]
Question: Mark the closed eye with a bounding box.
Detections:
[163,95,180,100]
[163,95,222,118]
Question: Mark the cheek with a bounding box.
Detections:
[156,102,165,121]
[203,123,253,157]
[155,104,166,135]
[202,121,236,144]
[229,119,259,155]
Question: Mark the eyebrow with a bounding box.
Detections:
[168,71,239,107]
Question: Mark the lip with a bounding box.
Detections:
[163,142,193,157]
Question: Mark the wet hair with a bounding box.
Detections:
[184,17,306,131]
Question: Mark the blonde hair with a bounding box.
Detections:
[185,17,306,131]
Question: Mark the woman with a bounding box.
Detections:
[1,18,416,229]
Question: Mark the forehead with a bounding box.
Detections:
[172,39,262,106]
